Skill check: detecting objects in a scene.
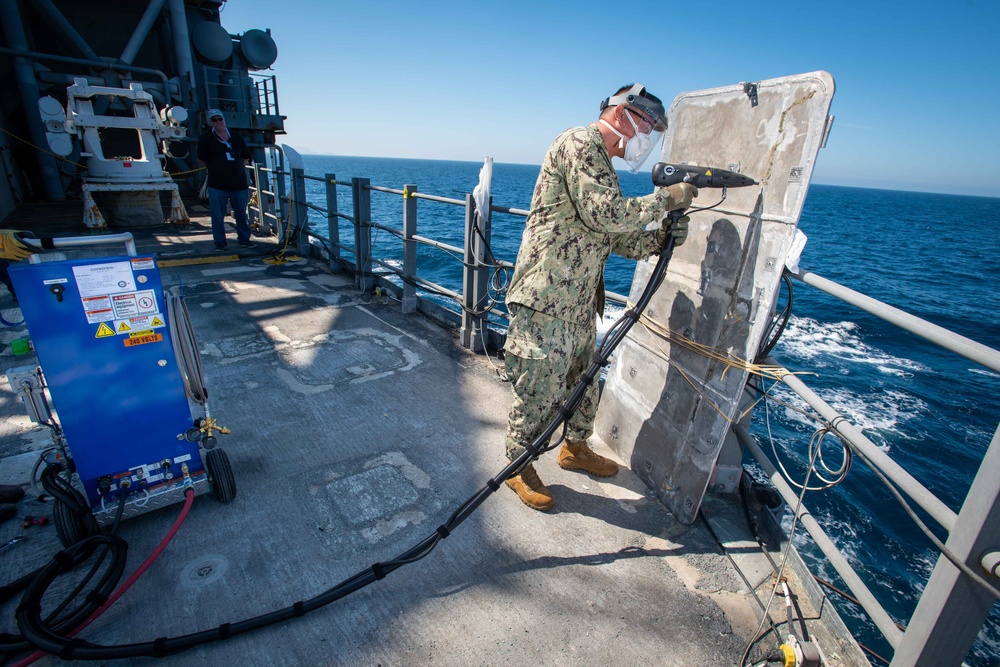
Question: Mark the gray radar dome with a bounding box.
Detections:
[192,21,233,64]
[239,29,278,69]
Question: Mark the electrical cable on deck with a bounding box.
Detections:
[2,219,678,662]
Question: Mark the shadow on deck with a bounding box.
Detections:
[0,202,865,666]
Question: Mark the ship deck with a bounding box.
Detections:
[0,203,866,666]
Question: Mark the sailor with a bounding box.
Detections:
[197,109,255,252]
[502,83,697,511]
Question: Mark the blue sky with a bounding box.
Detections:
[221,0,1000,196]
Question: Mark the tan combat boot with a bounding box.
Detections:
[557,439,619,477]
[505,463,554,511]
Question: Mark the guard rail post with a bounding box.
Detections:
[325,173,341,272]
[473,194,493,346]
[352,177,373,291]
[460,194,487,352]
[249,162,262,232]
[274,152,287,241]
[290,164,308,256]
[260,161,277,236]
[890,422,1000,667]
[401,184,418,314]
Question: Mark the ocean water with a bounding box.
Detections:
[296,154,1000,666]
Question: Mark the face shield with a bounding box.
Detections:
[600,84,667,172]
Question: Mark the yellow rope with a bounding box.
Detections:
[261,189,296,266]
[169,166,205,177]
[0,126,87,169]
[626,300,816,424]
[1,126,205,178]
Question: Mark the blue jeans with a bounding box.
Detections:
[207,187,251,248]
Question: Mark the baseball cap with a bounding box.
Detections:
[207,109,224,121]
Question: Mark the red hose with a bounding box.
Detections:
[14,488,196,667]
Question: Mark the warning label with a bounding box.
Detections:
[82,295,114,324]
[72,260,167,337]
[111,290,158,319]
[112,314,165,335]
[124,333,162,347]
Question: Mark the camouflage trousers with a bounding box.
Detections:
[503,307,600,461]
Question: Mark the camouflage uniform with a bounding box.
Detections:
[504,123,672,461]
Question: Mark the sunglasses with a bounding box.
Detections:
[627,109,655,132]
[211,117,224,122]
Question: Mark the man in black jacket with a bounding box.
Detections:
[197,109,255,251]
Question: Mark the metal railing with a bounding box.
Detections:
[246,151,1000,667]
[203,68,280,120]
[248,153,524,352]
[251,73,279,117]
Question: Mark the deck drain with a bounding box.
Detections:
[180,554,229,589]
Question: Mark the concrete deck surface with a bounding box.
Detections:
[0,207,866,666]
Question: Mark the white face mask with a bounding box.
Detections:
[623,131,651,162]
[599,117,653,170]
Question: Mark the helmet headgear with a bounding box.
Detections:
[599,83,667,172]
[600,83,667,132]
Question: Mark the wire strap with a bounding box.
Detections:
[485,479,499,491]
[152,638,169,657]
[436,525,451,539]
[293,601,306,617]
[59,638,84,660]
[372,563,386,580]
[219,623,231,639]
[85,591,109,606]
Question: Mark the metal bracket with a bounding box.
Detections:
[821,114,836,148]
[743,82,759,107]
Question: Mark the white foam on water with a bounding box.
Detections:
[820,387,926,441]
[778,316,930,374]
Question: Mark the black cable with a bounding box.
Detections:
[756,271,793,363]
[10,234,682,662]
[1,480,128,658]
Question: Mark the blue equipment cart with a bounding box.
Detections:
[8,237,234,545]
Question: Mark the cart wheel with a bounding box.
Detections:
[205,448,236,503]
[52,499,99,548]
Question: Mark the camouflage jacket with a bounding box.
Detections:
[506,123,670,327]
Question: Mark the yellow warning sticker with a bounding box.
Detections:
[124,333,162,347]
[95,322,115,338]
[151,316,164,327]
[117,321,131,333]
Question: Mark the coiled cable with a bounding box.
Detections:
[167,293,207,404]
